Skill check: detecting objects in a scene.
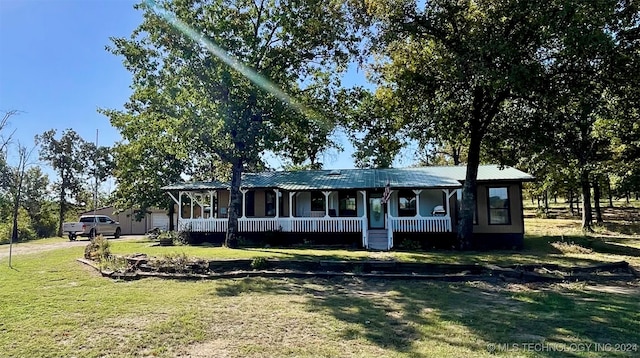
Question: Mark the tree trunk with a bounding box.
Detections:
[580,170,593,231]
[452,146,461,165]
[168,202,175,231]
[457,133,481,250]
[11,181,23,244]
[543,191,549,213]
[58,188,65,237]
[606,175,613,208]
[569,190,574,216]
[554,194,557,204]
[626,191,630,204]
[593,178,603,224]
[225,158,243,248]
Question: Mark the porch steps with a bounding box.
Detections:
[367,229,389,251]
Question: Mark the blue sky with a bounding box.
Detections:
[0,0,409,174]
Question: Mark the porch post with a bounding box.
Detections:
[360,190,367,218]
[413,189,423,217]
[209,191,214,219]
[241,189,247,218]
[214,190,220,218]
[442,189,456,217]
[322,191,331,217]
[189,193,194,219]
[274,189,280,218]
[178,191,183,220]
[197,193,204,218]
[289,192,295,217]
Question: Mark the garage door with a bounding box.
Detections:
[151,213,169,231]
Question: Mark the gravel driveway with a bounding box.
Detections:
[0,236,144,260]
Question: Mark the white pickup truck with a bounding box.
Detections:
[62,215,121,241]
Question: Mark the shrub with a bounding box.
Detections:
[250,257,268,270]
[99,255,128,272]
[0,208,37,244]
[176,228,192,245]
[84,235,111,261]
[149,252,190,273]
[397,237,422,251]
[156,231,177,246]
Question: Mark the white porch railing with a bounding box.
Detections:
[389,216,452,233]
[239,218,280,232]
[178,218,228,232]
[178,217,364,233]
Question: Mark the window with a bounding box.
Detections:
[339,191,357,217]
[245,191,255,217]
[398,190,416,217]
[99,216,109,223]
[265,191,276,217]
[311,192,325,211]
[488,187,510,225]
[80,217,95,223]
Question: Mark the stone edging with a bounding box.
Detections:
[77,257,639,283]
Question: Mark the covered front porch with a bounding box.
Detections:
[168,187,457,250]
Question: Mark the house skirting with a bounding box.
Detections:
[185,231,362,247]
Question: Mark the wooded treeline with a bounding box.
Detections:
[0,114,114,244]
[100,0,638,247]
[2,0,638,246]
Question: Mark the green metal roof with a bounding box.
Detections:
[162,165,533,191]
[162,180,228,191]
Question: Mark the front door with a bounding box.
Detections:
[368,195,385,229]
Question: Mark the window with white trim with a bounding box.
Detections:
[488,187,510,225]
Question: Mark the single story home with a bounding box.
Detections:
[162,165,533,250]
[80,207,175,235]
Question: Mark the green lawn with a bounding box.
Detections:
[100,216,640,268]
[1,216,639,357]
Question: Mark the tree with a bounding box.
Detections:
[7,142,36,267]
[342,88,404,168]
[20,167,56,237]
[103,0,359,247]
[356,0,551,247]
[82,141,114,211]
[534,0,639,230]
[36,129,89,236]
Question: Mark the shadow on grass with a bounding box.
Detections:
[211,277,640,357]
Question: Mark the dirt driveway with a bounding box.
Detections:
[0,236,144,260]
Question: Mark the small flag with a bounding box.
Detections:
[381,180,391,204]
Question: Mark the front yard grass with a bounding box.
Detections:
[104,217,640,268]
[1,245,638,357]
[1,215,638,357]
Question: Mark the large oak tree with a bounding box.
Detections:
[356,0,552,247]
[103,0,359,247]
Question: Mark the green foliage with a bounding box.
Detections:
[0,207,36,244]
[84,235,111,261]
[36,129,111,235]
[250,256,268,270]
[156,230,178,246]
[99,255,128,272]
[150,252,191,273]
[396,237,421,251]
[102,0,361,245]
